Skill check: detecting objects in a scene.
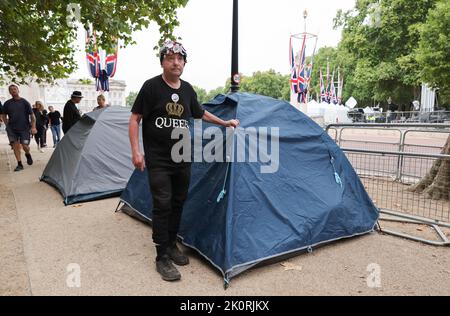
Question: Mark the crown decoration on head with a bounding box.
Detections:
[160,40,187,57]
[166,102,184,117]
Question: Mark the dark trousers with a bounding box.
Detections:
[34,126,44,147]
[42,127,47,145]
[147,165,191,258]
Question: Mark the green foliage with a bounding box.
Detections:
[333,0,437,107]
[308,47,339,101]
[192,85,208,104]
[126,91,138,107]
[416,0,450,106]
[198,70,290,104]
[78,78,93,85]
[239,70,290,101]
[205,86,227,102]
[0,0,188,84]
[193,85,227,104]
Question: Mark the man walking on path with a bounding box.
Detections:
[1,85,36,171]
[62,91,82,134]
[47,106,62,147]
[129,40,239,282]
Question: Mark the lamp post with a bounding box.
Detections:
[303,9,308,33]
[230,0,240,92]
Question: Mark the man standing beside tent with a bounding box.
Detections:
[129,40,239,282]
[62,91,82,134]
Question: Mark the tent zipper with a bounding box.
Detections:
[330,156,343,188]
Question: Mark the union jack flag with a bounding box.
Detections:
[297,35,308,103]
[337,70,343,104]
[330,72,338,104]
[297,35,307,94]
[325,61,330,103]
[320,70,327,102]
[289,38,299,94]
[86,29,118,92]
[105,53,118,78]
[86,51,99,78]
[97,49,118,91]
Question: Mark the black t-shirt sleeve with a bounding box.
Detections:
[190,90,205,119]
[131,81,151,115]
[2,102,9,116]
[24,100,32,116]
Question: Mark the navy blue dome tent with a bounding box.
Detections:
[118,93,379,284]
[41,107,142,205]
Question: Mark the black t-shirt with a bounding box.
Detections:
[48,111,61,126]
[2,98,33,131]
[42,109,49,127]
[131,75,205,168]
[33,108,47,128]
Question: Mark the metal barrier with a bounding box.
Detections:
[342,147,450,246]
[327,123,450,149]
[324,124,450,245]
[347,110,450,124]
[326,123,450,181]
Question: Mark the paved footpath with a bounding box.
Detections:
[0,133,449,296]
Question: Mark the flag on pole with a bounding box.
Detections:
[85,29,118,92]
[297,35,307,103]
[86,29,99,79]
[325,60,330,103]
[289,37,299,94]
[306,36,318,89]
[337,69,344,104]
[320,69,327,102]
[330,71,338,104]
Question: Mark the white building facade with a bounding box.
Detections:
[1,79,126,114]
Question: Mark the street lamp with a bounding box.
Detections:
[230,0,240,92]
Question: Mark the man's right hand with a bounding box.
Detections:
[132,152,145,171]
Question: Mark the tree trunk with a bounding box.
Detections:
[408,135,450,200]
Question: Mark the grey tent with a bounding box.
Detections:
[41,106,140,205]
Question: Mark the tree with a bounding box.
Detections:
[196,70,290,106]
[240,70,290,101]
[192,85,208,104]
[205,86,227,102]
[415,0,450,107]
[0,0,188,84]
[408,137,449,201]
[334,0,437,108]
[408,1,450,200]
[126,91,138,107]
[78,78,93,85]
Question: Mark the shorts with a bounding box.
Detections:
[6,127,31,145]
